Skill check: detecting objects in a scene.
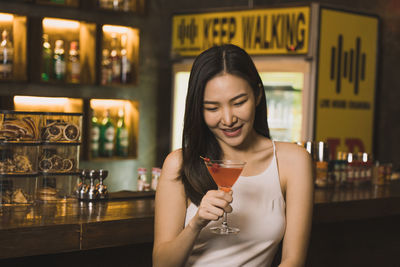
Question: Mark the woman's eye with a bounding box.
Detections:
[234,100,247,106]
[204,106,218,111]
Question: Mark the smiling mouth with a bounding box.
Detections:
[221,125,243,137]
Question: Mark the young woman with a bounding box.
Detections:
[153,44,313,267]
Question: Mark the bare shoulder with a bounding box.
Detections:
[160,149,183,182]
[274,142,313,188]
[274,141,312,163]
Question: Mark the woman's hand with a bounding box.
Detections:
[189,190,233,231]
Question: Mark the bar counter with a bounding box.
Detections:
[1,182,400,266]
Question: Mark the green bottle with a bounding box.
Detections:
[100,109,114,157]
[116,109,129,157]
[42,34,52,81]
[90,113,100,158]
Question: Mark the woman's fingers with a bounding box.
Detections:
[197,190,234,221]
[223,204,233,213]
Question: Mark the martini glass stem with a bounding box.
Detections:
[222,212,228,228]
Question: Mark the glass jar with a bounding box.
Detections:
[0,142,39,175]
[37,172,80,202]
[0,111,42,142]
[41,112,82,143]
[39,143,80,173]
[0,175,37,205]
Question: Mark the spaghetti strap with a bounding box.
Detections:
[272,140,276,157]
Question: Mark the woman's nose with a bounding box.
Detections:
[221,107,237,126]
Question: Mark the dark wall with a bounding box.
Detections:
[151,0,400,167]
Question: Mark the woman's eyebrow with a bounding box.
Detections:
[203,93,248,104]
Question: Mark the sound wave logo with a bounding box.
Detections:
[177,18,198,45]
[330,35,366,95]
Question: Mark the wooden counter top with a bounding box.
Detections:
[313,181,400,223]
[1,182,400,260]
[0,192,155,259]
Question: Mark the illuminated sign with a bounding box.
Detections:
[315,9,378,157]
[172,6,310,56]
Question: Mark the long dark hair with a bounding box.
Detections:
[181,44,270,206]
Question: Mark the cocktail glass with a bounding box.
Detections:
[203,159,246,235]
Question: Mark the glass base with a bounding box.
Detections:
[210,226,240,235]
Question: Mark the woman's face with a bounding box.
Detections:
[203,73,258,149]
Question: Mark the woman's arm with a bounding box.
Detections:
[277,143,314,267]
[153,150,233,267]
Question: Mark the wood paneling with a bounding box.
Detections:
[0,224,80,259]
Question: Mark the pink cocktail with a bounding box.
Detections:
[203,159,246,234]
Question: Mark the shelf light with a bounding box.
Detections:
[103,25,130,34]
[14,96,82,113]
[43,18,80,29]
[0,13,14,22]
[90,99,129,109]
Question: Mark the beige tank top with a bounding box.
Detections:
[184,141,286,267]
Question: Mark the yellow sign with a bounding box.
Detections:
[172,6,310,56]
[315,9,378,156]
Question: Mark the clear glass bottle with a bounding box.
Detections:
[151,167,161,191]
[112,0,122,10]
[346,153,354,186]
[109,33,121,83]
[90,112,100,158]
[0,29,13,79]
[53,39,66,81]
[42,34,52,81]
[99,109,115,157]
[137,167,147,191]
[68,41,80,83]
[122,0,131,11]
[116,108,129,157]
[101,49,112,85]
[120,34,131,84]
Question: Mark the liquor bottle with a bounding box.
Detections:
[362,152,372,184]
[110,33,121,83]
[101,49,112,85]
[122,0,131,11]
[137,168,148,191]
[0,30,13,79]
[352,152,362,186]
[90,112,100,158]
[116,109,129,157]
[42,34,52,81]
[151,167,161,191]
[120,34,131,84]
[53,39,66,81]
[99,109,115,157]
[314,141,329,188]
[67,41,80,83]
[112,0,122,10]
[346,153,354,186]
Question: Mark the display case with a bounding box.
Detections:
[101,25,139,86]
[0,12,27,81]
[0,1,143,168]
[41,18,96,84]
[0,175,37,205]
[37,173,79,202]
[89,99,138,159]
